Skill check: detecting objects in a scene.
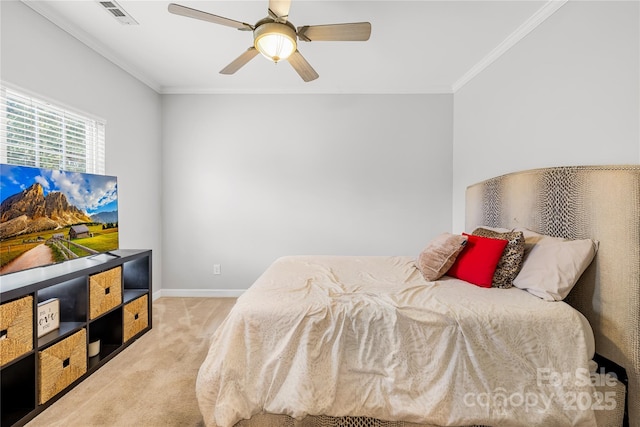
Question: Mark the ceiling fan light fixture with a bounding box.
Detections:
[254,22,297,63]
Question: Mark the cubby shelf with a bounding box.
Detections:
[37,322,85,348]
[0,249,152,427]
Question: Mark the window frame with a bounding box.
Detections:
[0,83,106,174]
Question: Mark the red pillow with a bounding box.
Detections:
[446,233,509,288]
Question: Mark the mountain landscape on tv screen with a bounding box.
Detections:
[0,164,119,275]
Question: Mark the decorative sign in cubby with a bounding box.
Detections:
[37,298,60,338]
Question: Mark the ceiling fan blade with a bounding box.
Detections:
[268,0,291,22]
[288,50,319,82]
[297,22,371,42]
[220,48,260,75]
[168,3,253,31]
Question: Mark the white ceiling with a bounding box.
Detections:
[22,0,559,94]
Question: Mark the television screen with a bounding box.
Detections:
[0,164,118,275]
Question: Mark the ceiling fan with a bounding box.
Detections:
[167,1,371,82]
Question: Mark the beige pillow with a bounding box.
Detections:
[416,233,468,281]
[472,227,525,289]
[512,228,598,301]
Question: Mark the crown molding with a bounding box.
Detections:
[158,84,454,95]
[452,0,568,93]
[21,0,162,93]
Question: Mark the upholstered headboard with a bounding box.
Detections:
[466,165,640,427]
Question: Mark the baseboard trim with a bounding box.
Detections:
[152,289,245,300]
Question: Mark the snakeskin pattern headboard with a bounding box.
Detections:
[466,165,640,427]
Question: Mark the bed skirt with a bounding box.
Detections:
[235,414,486,427]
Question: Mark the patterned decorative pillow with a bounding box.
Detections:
[472,227,525,288]
[416,233,468,282]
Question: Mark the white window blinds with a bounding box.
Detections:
[0,85,106,174]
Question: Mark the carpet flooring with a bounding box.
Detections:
[25,297,237,427]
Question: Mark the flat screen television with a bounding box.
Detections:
[0,164,118,275]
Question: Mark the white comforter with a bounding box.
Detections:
[196,256,597,427]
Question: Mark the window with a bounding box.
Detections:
[0,85,105,174]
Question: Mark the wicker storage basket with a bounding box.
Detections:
[89,267,122,320]
[123,295,148,342]
[38,328,87,404]
[0,295,33,367]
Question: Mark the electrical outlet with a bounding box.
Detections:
[213,264,221,275]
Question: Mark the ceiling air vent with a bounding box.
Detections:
[98,1,139,25]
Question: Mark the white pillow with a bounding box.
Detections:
[512,228,598,301]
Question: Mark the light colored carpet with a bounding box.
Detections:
[26,297,236,427]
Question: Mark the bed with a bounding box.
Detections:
[196,165,639,427]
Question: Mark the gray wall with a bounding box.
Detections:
[5,0,637,294]
[161,94,453,292]
[1,1,164,292]
[452,0,640,232]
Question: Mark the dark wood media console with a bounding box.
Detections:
[0,249,152,426]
